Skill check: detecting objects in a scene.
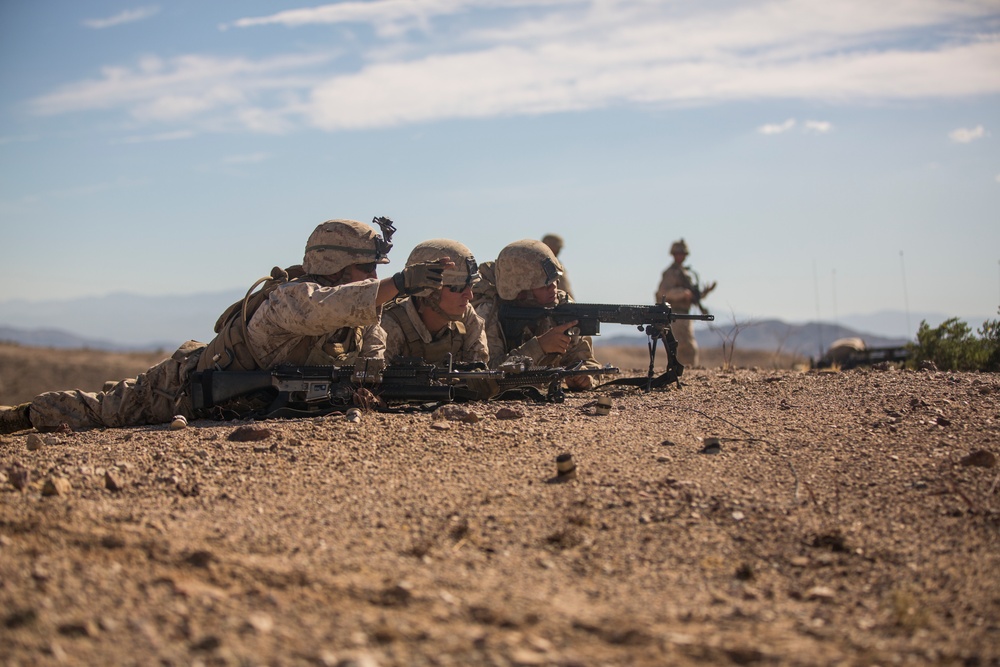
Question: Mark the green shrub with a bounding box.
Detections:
[907,312,1000,372]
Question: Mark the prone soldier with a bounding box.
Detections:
[382,239,489,366]
[0,218,449,434]
[475,239,603,390]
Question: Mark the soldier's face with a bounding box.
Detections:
[438,284,472,317]
[672,251,687,264]
[346,263,378,282]
[529,283,558,306]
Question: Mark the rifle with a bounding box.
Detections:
[494,359,620,403]
[190,357,502,419]
[497,301,714,389]
[687,267,716,316]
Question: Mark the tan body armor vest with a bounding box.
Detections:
[383,301,468,365]
[197,266,364,372]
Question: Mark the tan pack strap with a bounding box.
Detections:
[240,270,288,370]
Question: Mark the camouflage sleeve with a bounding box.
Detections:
[359,322,387,359]
[254,280,381,337]
[462,304,490,365]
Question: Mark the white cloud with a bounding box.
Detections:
[758,119,796,135]
[804,120,832,133]
[118,130,195,144]
[34,0,1000,133]
[83,6,160,29]
[949,125,988,143]
[221,152,271,165]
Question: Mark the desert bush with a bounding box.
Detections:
[907,313,1000,372]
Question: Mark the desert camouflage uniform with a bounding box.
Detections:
[476,291,602,372]
[656,262,698,367]
[27,279,386,432]
[382,298,488,365]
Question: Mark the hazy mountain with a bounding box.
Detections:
[0,290,991,355]
[0,290,242,349]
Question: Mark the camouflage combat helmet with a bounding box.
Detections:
[670,239,689,255]
[303,217,394,275]
[494,239,563,301]
[406,239,480,294]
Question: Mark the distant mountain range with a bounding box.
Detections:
[0,291,991,357]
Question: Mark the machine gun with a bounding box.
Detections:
[190,357,502,419]
[493,359,620,403]
[497,301,714,389]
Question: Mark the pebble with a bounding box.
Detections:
[228,425,272,442]
[433,405,480,423]
[960,450,997,468]
[105,470,125,492]
[8,464,29,491]
[26,434,45,451]
[42,477,71,497]
[495,407,524,420]
[806,585,836,601]
[170,415,188,430]
[431,421,452,431]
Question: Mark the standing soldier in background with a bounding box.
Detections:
[655,238,717,368]
[541,234,575,300]
[382,239,489,366]
[0,218,449,434]
[477,239,602,390]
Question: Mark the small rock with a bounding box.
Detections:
[934,415,951,427]
[42,477,71,497]
[228,425,272,442]
[919,360,938,371]
[805,586,836,601]
[245,612,274,634]
[431,421,452,431]
[8,464,29,491]
[105,470,125,492]
[26,434,45,451]
[170,415,188,430]
[345,408,362,423]
[433,405,480,423]
[731,511,745,521]
[960,450,997,468]
[495,407,524,420]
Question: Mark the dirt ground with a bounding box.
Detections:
[1,344,999,666]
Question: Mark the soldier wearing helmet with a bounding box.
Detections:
[475,239,603,390]
[655,238,716,368]
[382,239,489,366]
[2,217,450,434]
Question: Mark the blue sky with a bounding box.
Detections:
[1,0,998,332]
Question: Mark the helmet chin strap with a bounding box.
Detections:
[417,292,463,322]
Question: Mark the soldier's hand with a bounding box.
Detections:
[538,320,578,355]
[393,257,454,297]
[565,374,596,391]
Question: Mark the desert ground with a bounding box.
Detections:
[1,342,998,666]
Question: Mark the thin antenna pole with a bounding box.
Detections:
[899,251,911,339]
[813,260,824,356]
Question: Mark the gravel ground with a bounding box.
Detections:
[2,365,999,666]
